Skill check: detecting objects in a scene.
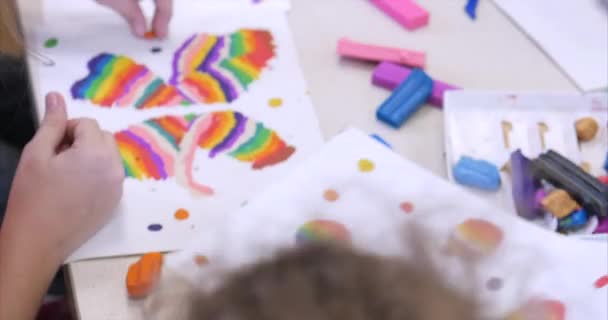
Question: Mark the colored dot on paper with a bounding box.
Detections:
[44,38,58,48]
[358,159,375,172]
[296,220,351,246]
[268,97,283,108]
[453,219,504,256]
[174,208,190,221]
[323,189,339,202]
[194,255,209,266]
[486,277,503,291]
[595,275,608,289]
[151,47,162,54]
[400,201,414,214]
[148,224,163,232]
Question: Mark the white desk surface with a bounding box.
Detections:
[22,0,578,319]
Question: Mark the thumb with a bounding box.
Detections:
[32,92,68,154]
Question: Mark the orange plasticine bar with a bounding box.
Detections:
[126,252,163,299]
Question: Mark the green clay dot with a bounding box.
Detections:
[44,38,58,49]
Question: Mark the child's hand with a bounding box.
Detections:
[96,0,173,38]
[2,92,124,263]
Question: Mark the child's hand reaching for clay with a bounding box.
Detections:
[0,92,124,320]
[96,0,173,38]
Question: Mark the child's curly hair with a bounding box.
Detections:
[175,244,479,320]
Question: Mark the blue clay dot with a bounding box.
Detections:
[148,224,163,232]
[150,47,162,53]
[370,134,392,149]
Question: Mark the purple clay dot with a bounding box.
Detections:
[151,47,162,54]
[486,277,503,291]
[148,224,163,232]
[534,189,546,209]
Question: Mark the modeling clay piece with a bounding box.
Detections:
[337,37,426,68]
[532,150,608,218]
[465,0,479,20]
[558,209,589,230]
[604,152,608,172]
[541,189,579,219]
[510,150,542,219]
[452,156,501,191]
[370,0,429,30]
[372,62,460,108]
[126,252,163,299]
[534,189,546,209]
[599,176,608,184]
[595,218,608,234]
[575,117,599,142]
[376,69,433,128]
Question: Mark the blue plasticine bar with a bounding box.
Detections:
[452,156,501,191]
[465,0,479,20]
[376,68,433,128]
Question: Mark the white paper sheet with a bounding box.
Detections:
[494,0,608,91]
[25,0,323,262]
[169,128,608,320]
[443,91,608,238]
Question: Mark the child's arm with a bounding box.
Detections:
[0,93,124,320]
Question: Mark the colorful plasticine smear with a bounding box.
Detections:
[71,29,275,109]
[449,218,504,257]
[115,110,295,195]
[295,220,352,246]
[71,53,190,109]
[505,299,566,320]
[170,29,275,103]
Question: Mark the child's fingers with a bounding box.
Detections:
[152,0,173,38]
[97,0,147,37]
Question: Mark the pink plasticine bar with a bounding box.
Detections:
[372,62,460,108]
[337,37,426,68]
[370,0,429,30]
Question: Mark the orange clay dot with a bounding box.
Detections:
[268,97,283,108]
[193,255,209,266]
[174,208,190,221]
[358,159,375,172]
[323,189,339,202]
[144,31,157,39]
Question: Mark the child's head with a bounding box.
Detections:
[171,244,479,320]
[0,0,22,57]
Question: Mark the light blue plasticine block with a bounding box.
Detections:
[452,156,501,191]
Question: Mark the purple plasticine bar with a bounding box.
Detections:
[372,62,460,108]
[595,217,608,234]
[510,150,542,220]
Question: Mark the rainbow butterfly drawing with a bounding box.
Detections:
[115,110,295,195]
[71,29,275,109]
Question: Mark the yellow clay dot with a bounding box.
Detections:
[268,98,283,108]
[358,159,375,172]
